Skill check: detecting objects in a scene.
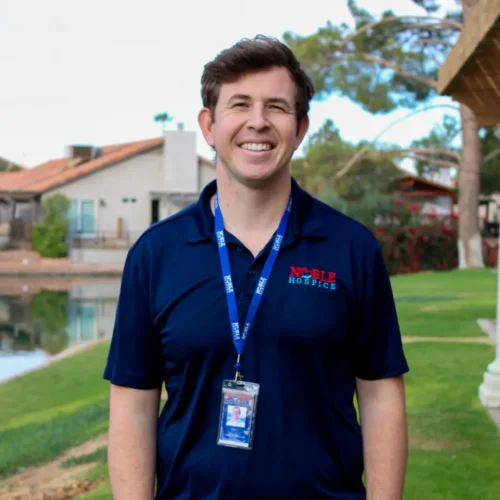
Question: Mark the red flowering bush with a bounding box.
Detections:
[373,199,458,275]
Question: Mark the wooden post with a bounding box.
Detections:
[31,197,36,223]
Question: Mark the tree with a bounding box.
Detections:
[480,126,500,196]
[31,194,70,258]
[0,157,22,172]
[284,0,485,268]
[31,290,69,355]
[404,116,500,196]
[407,114,461,179]
[154,112,173,133]
[292,118,401,199]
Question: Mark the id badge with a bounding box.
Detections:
[217,379,260,450]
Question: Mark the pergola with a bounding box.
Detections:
[438,0,500,125]
[438,0,500,409]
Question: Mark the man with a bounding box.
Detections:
[104,35,409,499]
[227,406,245,427]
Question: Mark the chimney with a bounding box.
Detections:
[65,144,102,164]
[164,129,198,193]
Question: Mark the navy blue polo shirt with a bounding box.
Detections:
[104,178,409,500]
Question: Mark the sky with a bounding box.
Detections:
[0,0,459,168]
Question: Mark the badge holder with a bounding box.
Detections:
[217,378,260,450]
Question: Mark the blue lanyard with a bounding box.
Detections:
[214,192,292,376]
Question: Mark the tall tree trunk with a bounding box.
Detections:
[457,0,484,269]
[458,104,484,268]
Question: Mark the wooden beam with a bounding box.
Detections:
[448,90,500,125]
[438,0,500,94]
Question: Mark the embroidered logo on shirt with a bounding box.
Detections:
[288,266,336,290]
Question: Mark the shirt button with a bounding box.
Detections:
[237,246,244,252]
[248,269,256,275]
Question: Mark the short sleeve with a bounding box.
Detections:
[351,243,409,380]
[103,240,163,389]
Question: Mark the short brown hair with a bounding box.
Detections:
[201,35,315,124]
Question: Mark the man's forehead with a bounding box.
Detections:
[219,68,295,101]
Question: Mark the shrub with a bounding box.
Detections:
[315,188,458,275]
[374,200,458,275]
[31,290,69,354]
[31,194,70,258]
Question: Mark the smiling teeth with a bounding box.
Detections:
[240,143,272,151]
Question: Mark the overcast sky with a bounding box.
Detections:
[0,0,458,167]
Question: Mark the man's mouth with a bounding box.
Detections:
[238,142,274,152]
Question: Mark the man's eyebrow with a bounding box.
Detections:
[226,94,293,108]
[227,94,251,103]
[267,97,293,108]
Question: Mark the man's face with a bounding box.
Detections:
[232,407,241,420]
[199,66,309,188]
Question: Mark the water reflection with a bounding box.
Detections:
[0,278,120,382]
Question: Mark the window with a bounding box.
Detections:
[67,200,79,232]
[81,201,95,233]
[68,303,96,340]
[67,200,95,234]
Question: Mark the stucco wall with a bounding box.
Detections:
[46,149,164,238]
[43,144,215,256]
[70,248,129,265]
[199,159,216,190]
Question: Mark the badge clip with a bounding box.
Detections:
[234,354,244,383]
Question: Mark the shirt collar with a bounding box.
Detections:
[188,177,327,244]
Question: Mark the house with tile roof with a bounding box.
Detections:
[0,130,215,256]
[392,170,456,216]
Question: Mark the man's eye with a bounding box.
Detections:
[269,105,284,111]
[233,102,248,108]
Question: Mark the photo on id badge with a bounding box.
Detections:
[218,386,256,449]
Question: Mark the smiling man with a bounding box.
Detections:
[104,35,410,500]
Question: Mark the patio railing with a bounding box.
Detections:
[68,231,143,250]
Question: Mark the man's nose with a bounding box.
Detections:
[247,104,269,131]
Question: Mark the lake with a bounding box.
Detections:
[0,277,121,382]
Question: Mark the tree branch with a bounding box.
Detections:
[336,103,461,179]
[406,153,459,168]
[385,148,461,159]
[357,52,438,88]
[414,38,454,47]
[326,50,438,89]
[403,23,459,31]
[340,15,462,48]
[483,147,500,165]
[326,52,438,88]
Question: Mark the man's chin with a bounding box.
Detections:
[234,169,286,189]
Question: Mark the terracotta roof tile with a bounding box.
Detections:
[0,138,166,194]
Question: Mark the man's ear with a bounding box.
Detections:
[198,108,215,147]
[294,115,309,150]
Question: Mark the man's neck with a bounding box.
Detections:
[211,170,292,255]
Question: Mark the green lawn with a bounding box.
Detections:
[392,269,497,337]
[404,342,500,499]
[0,342,110,478]
[0,268,498,499]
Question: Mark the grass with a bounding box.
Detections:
[76,480,113,500]
[0,399,109,478]
[0,342,110,477]
[403,342,500,500]
[0,268,498,499]
[392,269,497,337]
[60,446,107,469]
[62,451,112,500]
